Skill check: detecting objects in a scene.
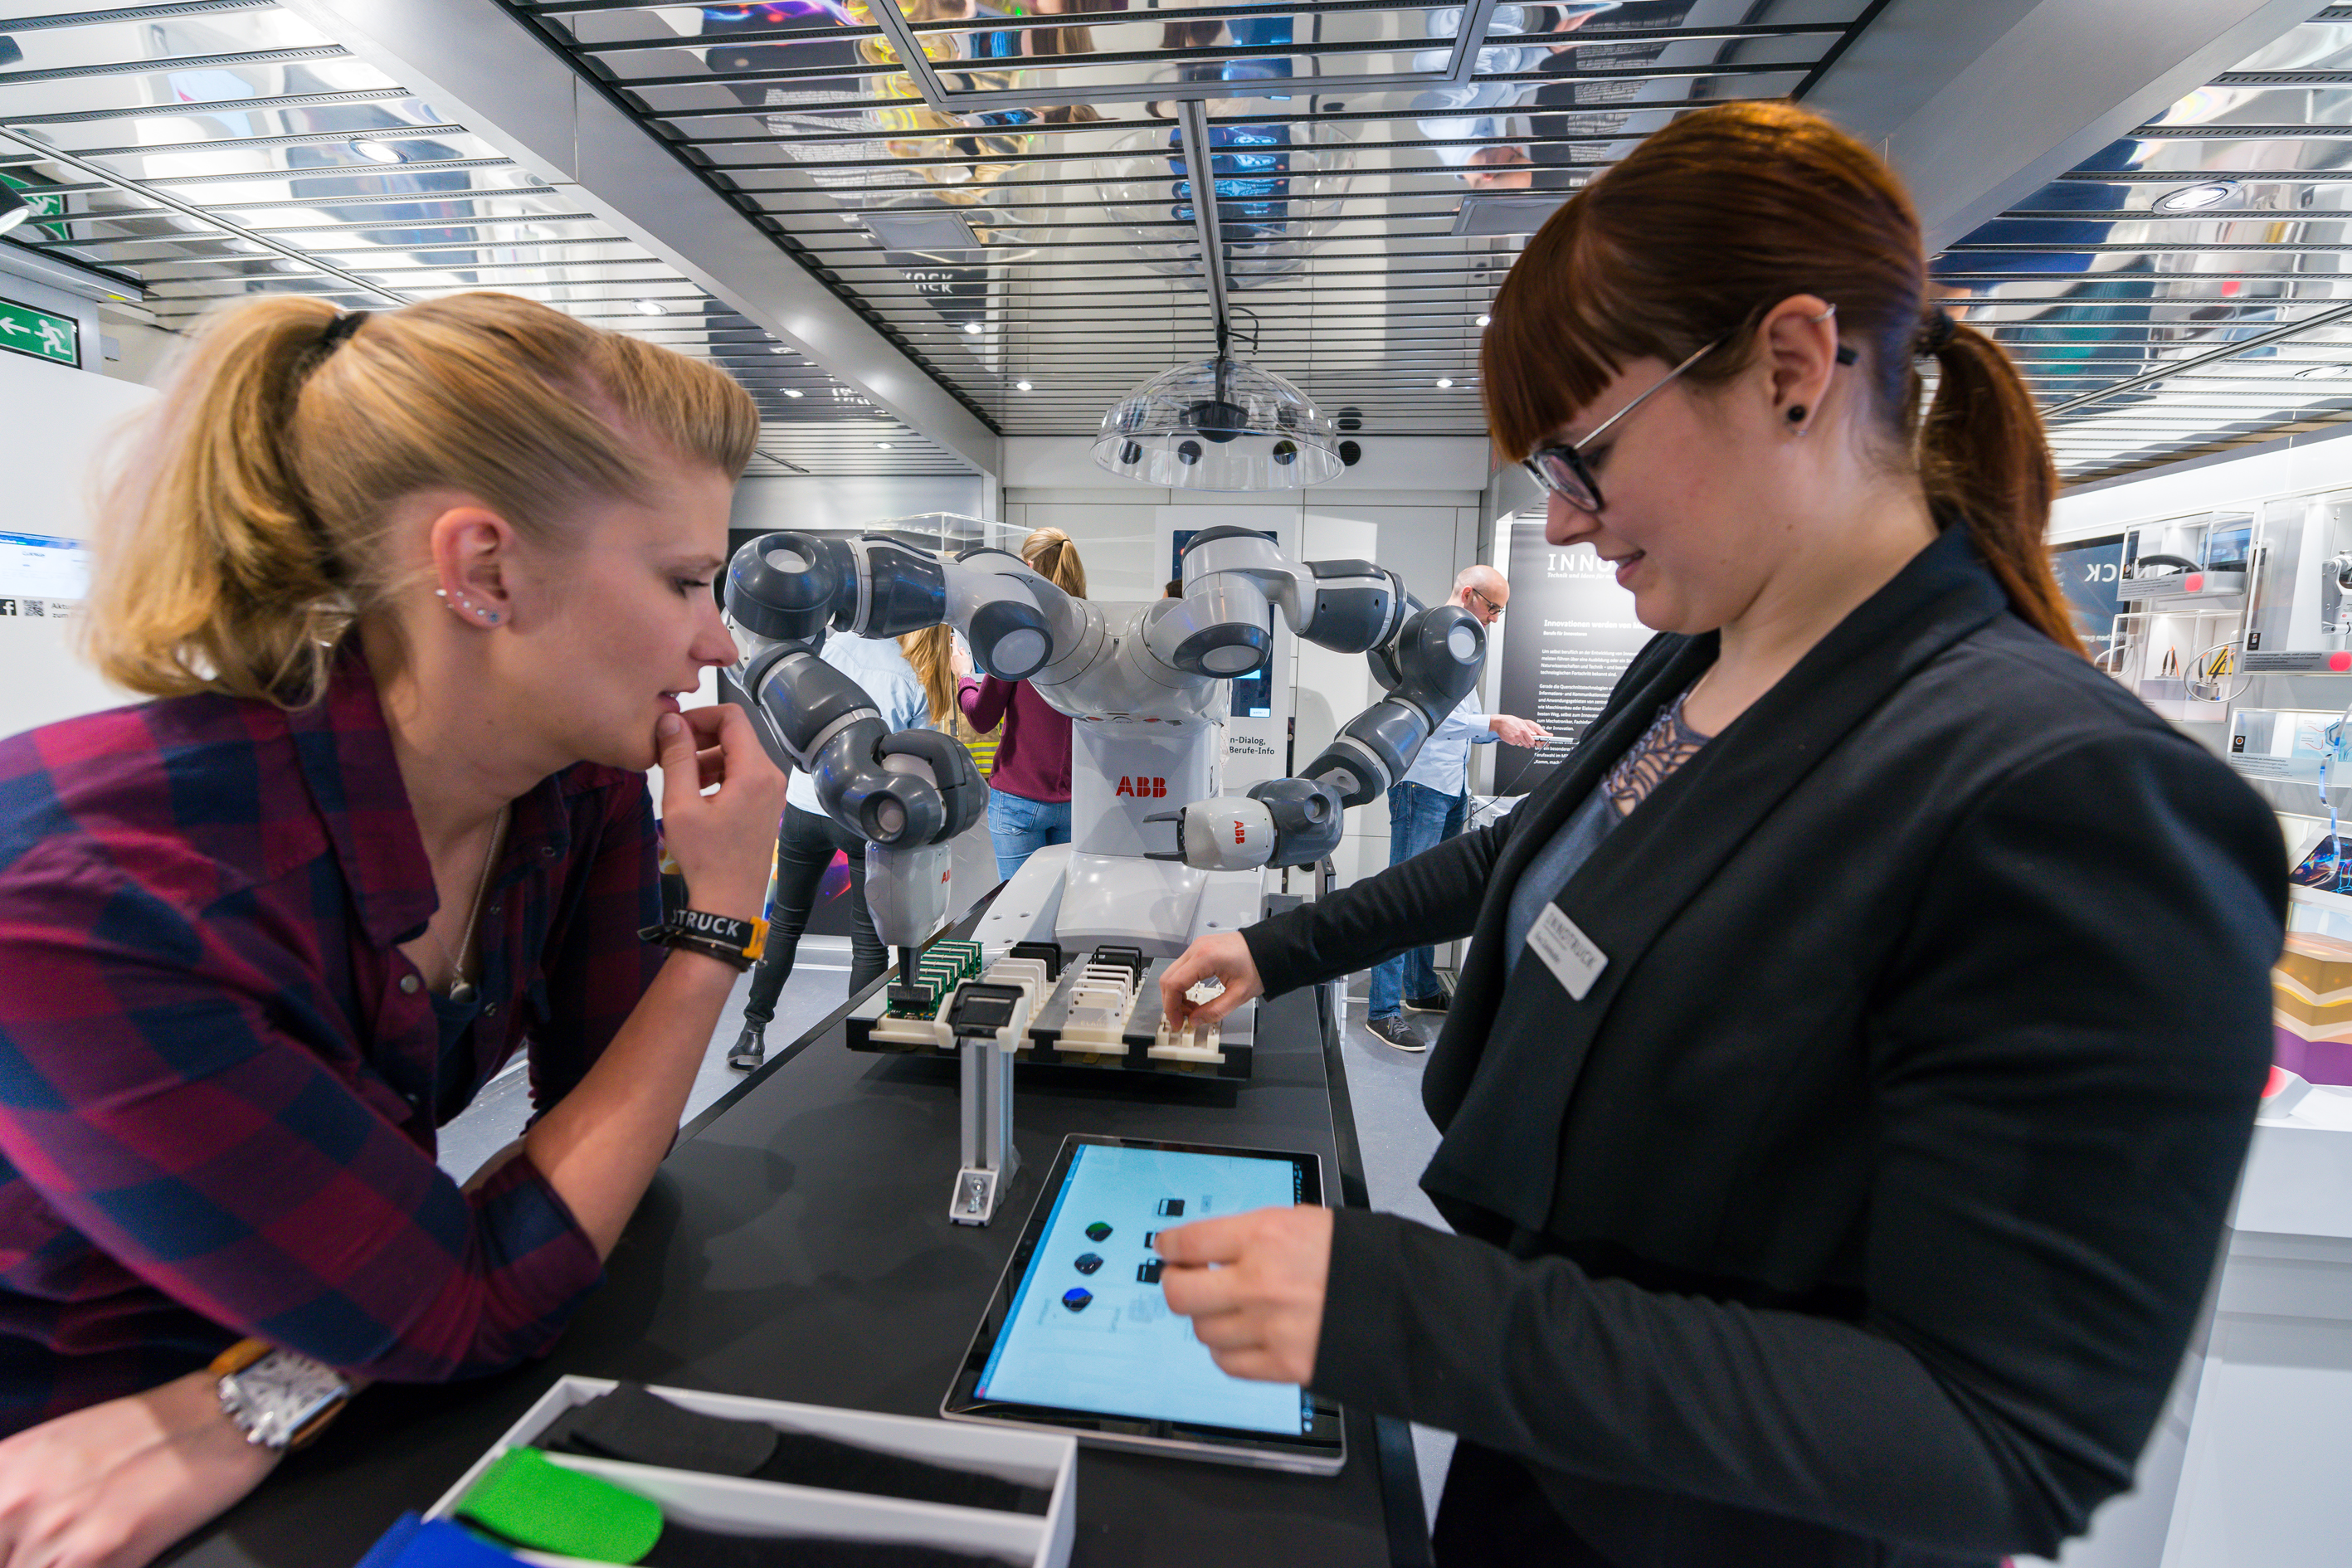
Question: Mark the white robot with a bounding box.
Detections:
[720,526,1482,1215]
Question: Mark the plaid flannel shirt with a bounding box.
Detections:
[0,647,664,1435]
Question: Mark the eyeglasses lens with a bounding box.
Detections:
[1526,450,1599,512]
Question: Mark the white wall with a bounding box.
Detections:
[730,474,991,535]
[2052,422,2352,543]
[0,353,154,740]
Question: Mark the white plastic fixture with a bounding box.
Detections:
[1092,355,1341,490]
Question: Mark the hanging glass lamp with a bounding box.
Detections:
[1093,356,1342,490]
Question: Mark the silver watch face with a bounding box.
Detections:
[219,1351,348,1449]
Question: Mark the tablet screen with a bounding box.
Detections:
[973,1142,1312,1436]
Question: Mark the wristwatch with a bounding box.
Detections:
[639,908,768,971]
[210,1338,353,1451]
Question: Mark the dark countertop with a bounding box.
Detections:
[163,954,1427,1568]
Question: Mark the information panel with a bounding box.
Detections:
[1492,519,1649,795]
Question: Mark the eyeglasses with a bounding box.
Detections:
[1521,327,1858,515]
[1520,336,1724,516]
[1466,586,1504,621]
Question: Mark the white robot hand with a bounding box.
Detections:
[1150,777,1346,872]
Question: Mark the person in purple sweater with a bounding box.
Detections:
[953,528,1083,881]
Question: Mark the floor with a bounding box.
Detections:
[435,894,1460,1530]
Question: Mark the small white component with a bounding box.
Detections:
[1148,1017,1225,1064]
[868,1013,946,1049]
[1058,962,1140,1051]
[978,957,1049,1049]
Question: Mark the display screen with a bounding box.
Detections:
[973,1142,1309,1435]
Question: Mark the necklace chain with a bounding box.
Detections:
[430,806,506,1004]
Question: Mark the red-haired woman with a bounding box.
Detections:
[1154,102,2283,1568]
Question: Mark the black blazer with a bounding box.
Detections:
[1245,528,2285,1566]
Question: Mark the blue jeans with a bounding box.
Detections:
[1369,782,1468,1020]
[987,789,1072,883]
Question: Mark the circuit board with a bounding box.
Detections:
[846,940,1251,1081]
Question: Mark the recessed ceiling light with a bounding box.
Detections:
[875,441,894,450]
[2294,363,2352,380]
[962,321,982,334]
[2155,181,2238,212]
[633,299,668,316]
[348,139,402,165]
[782,387,805,397]
[1475,314,1491,328]
[769,346,790,353]
[1015,379,1033,391]
[1435,377,1455,388]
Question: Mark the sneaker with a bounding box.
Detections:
[727,1024,767,1072]
[1403,991,1449,1015]
[1366,1014,1427,1053]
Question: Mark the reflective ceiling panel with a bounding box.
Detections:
[500,0,1887,439]
[0,0,966,475]
[1940,3,2352,483]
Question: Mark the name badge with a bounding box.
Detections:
[1527,904,1607,1001]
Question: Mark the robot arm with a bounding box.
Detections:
[1147,528,1486,871]
[724,528,1084,682]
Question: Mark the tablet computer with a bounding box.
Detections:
[941,1134,1346,1475]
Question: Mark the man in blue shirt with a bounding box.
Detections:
[1367,567,1549,1051]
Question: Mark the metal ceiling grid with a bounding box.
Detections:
[1939,2,2352,484]
[0,0,969,474]
[498,0,1888,440]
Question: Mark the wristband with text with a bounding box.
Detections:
[638,908,767,971]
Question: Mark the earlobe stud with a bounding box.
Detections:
[1786,405,1808,423]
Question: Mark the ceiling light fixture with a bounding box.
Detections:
[2294,363,2352,380]
[348,139,402,165]
[1453,191,1574,236]
[962,321,982,335]
[1435,377,1455,389]
[0,184,29,237]
[782,387,805,397]
[2155,181,2238,212]
[876,441,894,450]
[1015,380,1033,392]
[859,210,981,253]
[769,346,790,353]
[633,299,669,316]
[1476,314,1491,328]
[1094,353,1342,490]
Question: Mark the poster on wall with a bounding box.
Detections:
[1492,519,1649,796]
[2049,533,2126,666]
[0,530,89,618]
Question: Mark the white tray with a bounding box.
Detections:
[425,1376,1077,1568]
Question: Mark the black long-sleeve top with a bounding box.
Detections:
[1243,528,2285,1566]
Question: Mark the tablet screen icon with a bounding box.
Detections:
[1084,1221,1113,1243]
[1074,1253,1103,1275]
[1156,1199,1186,1217]
[1137,1259,1164,1285]
[1062,1288,1093,1312]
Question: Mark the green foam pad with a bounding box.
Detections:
[457,1447,663,1564]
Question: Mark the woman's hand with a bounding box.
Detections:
[0,1371,280,1568]
[948,638,975,681]
[1157,1206,1334,1385]
[652,704,782,923]
[1156,930,1264,1028]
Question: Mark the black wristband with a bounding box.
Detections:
[639,908,767,970]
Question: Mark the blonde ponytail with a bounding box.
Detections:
[898,625,960,728]
[1020,525,1088,600]
[85,292,759,707]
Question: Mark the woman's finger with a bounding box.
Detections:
[1154,1213,1249,1265]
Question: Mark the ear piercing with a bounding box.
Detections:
[435,587,501,626]
[1786,405,1807,423]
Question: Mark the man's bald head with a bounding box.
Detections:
[1451,565,1508,623]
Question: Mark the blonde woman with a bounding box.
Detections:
[0,294,782,1562]
[952,528,1083,881]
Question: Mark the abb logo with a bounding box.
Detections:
[1234,821,1246,845]
[1114,776,1168,798]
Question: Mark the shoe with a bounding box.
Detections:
[727,1024,767,1072]
[1366,1014,1427,1053]
[1403,991,1449,1015]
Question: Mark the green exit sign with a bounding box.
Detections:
[0,296,78,368]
